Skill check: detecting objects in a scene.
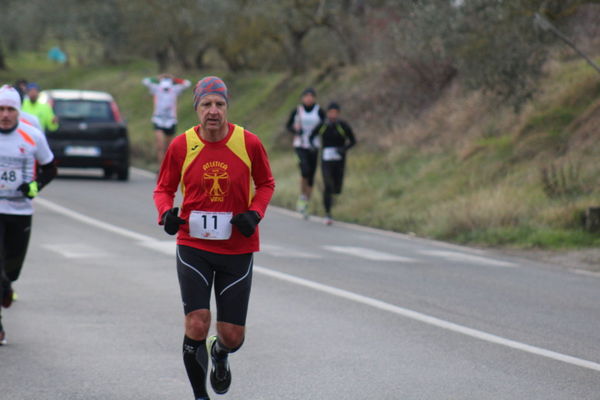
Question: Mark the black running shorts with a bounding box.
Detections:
[295,148,318,186]
[176,245,253,326]
[154,123,177,136]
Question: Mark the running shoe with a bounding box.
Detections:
[2,287,14,308]
[207,335,232,394]
[296,197,307,213]
[325,216,333,226]
[296,197,310,219]
[0,321,6,346]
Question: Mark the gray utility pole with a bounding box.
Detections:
[534,12,600,75]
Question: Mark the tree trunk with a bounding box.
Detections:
[155,48,170,72]
[194,45,210,69]
[169,39,192,70]
[217,47,243,72]
[331,25,359,65]
[0,46,6,70]
[287,29,308,74]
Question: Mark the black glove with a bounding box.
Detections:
[19,181,39,199]
[230,211,261,237]
[162,207,185,235]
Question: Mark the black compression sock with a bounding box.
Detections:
[182,336,209,399]
[213,337,244,359]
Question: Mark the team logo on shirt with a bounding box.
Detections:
[203,161,229,202]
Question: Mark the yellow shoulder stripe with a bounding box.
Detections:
[225,125,251,170]
[180,128,205,195]
[226,124,254,206]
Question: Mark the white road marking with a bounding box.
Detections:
[36,198,152,242]
[254,266,600,372]
[42,243,109,259]
[139,240,177,256]
[262,244,321,259]
[130,167,157,179]
[573,269,600,278]
[419,249,518,268]
[36,197,600,372]
[323,245,417,262]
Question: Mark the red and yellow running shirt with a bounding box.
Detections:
[153,123,275,254]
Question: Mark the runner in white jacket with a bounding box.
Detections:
[143,74,191,165]
[0,85,57,345]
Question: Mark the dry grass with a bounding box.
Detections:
[423,185,533,239]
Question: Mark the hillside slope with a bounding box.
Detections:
[1,54,598,250]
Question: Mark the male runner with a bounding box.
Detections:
[286,88,325,218]
[0,85,56,345]
[154,76,275,399]
[143,74,191,165]
[21,82,59,133]
[310,102,356,225]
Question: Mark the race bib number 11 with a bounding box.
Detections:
[189,211,233,240]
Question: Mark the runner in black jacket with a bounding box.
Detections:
[309,102,356,225]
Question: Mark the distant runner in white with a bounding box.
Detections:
[142,74,191,165]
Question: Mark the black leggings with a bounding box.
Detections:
[322,161,345,214]
[176,245,253,326]
[0,214,32,319]
[0,214,32,283]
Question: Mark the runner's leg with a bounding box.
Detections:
[177,245,215,399]
[163,124,177,151]
[322,162,336,214]
[4,215,32,283]
[333,159,346,195]
[154,128,166,165]
[296,149,311,209]
[0,217,5,342]
[209,253,254,394]
[305,149,318,201]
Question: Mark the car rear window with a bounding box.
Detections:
[53,100,115,122]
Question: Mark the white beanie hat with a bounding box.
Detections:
[0,85,21,112]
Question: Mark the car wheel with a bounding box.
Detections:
[103,167,114,179]
[117,166,129,181]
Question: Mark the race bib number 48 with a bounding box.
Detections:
[189,211,233,240]
[0,168,23,197]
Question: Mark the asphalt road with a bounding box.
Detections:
[1,167,599,400]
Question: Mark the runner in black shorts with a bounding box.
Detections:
[176,246,253,326]
[310,102,356,225]
[154,76,275,400]
[294,147,318,186]
[286,88,325,218]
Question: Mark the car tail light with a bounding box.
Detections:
[110,101,123,123]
